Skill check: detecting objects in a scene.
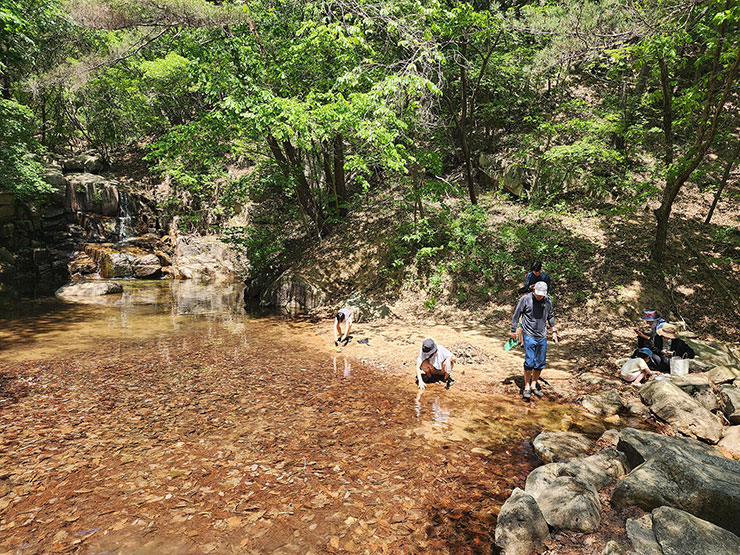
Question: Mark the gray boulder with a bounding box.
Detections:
[689,357,716,373]
[639,380,723,443]
[494,488,550,555]
[707,365,740,385]
[560,449,630,491]
[65,173,119,216]
[612,440,740,535]
[532,431,594,463]
[56,281,123,299]
[616,427,722,468]
[601,541,631,555]
[524,463,563,500]
[720,386,740,424]
[671,373,719,411]
[62,152,104,173]
[718,426,740,459]
[626,514,662,555]
[261,271,327,312]
[682,338,738,368]
[536,476,601,532]
[581,389,624,416]
[652,506,740,554]
[578,373,622,387]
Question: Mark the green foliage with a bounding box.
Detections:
[0,99,51,200]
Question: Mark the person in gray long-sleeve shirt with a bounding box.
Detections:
[510,281,558,401]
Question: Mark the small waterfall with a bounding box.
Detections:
[117,191,135,241]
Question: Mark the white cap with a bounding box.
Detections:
[533,281,548,295]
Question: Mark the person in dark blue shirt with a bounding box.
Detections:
[518,261,551,296]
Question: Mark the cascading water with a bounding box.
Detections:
[117,190,135,241]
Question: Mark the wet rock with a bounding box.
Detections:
[639,380,723,444]
[581,389,624,416]
[532,431,594,463]
[493,488,550,555]
[84,243,162,279]
[718,426,740,459]
[720,386,740,424]
[340,293,392,322]
[261,271,326,312]
[707,366,740,385]
[56,281,123,298]
[559,449,630,491]
[536,476,601,532]
[524,463,563,499]
[616,427,723,468]
[626,514,662,555]
[652,506,740,554]
[65,173,119,216]
[612,440,740,535]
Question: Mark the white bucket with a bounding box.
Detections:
[670,357,690,376]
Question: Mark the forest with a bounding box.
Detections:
[3,0,738,279]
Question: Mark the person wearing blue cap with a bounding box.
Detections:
[620,348,660,386]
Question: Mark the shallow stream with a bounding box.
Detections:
[0,280,618,553]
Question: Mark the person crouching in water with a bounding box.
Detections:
[620,348,660,386]
[510,281,557,400]
[416,339,456,390]
[334,308,354,346]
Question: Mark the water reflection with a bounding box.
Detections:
[0,280,247,362]
[332,356,352,379]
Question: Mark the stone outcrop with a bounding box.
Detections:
[173,235,242,281]
[651,506,740,554]
[65,173,119,216]
[708,366,740,385]
[535,475,601,532]
[682,338,738,368]
[718,426,740,459]
[532,431,594,463]
[612,437,740,535]
[720,386,740,424]
[639,380,723,444]
[493,488,550,555]
[581,389,624,416]
[340,293,393,322]
[56,281,123,298]
[61,152,104,173]
[260,271,327,312]
[616,427,722,467]
[626,514,662,555]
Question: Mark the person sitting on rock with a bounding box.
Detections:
[334,308,354,346]
[634,309,666,370]
[620,348,660,386]
[416,338,456,390]
[655,322,695,360]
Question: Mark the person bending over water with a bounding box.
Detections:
[416,339,456,391]
[620,348,660,386]
[334,308,354,346]
[510,281,557,401]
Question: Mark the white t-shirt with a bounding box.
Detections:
[620,358,649,379]
[417,344,454,371]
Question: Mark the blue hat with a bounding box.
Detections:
[638,347,653,358]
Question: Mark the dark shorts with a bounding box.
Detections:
[419,373,446,384]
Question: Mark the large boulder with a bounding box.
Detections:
[494,488,550,555]
[83,243,163,279]
[62,152,104,173]
[718,426,740,459]
[581,389,624,416]
[639,380,723,444]
[616,427,722,468]
[670,373,721,412]
[260,271,327,312]
[720,386,740,424]
[65,173,119,216]
[682,338,738,368]
[535,476,601,532]
[626,514,662,555]
[56,281,123,299]
[651,506,740,554]
[708,366,740,385]
[524,463,563,500]
[173,235,242,281]
[559,449,630,491]
[612,439,740,535]
[532,431,594,463]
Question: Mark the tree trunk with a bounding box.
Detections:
[333,134,347,216]
[705,141,740,224]
[658,56,673,166]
